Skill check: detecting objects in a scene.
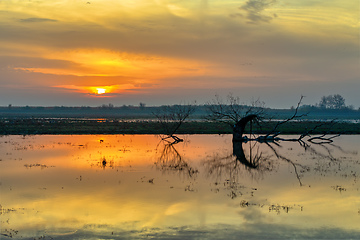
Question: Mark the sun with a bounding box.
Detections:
[96,88,106,94]
[80,85,117,96]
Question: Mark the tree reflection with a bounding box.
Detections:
[204,137,354,188]
[154,140,198,178]
[265,142,309,186]
[233,141,270,169]
[204,140,275,184]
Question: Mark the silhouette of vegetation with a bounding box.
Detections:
[152,103,196,143]
[139,102,146,109]
[0,117,358,135]
[0,95,359,135]
[318,94,346,109]
[206,95,344,144]
[300,94,355,111]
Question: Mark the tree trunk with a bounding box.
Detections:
[232,114,257,142]
[233,141,258,169]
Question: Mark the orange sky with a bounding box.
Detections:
[0,0,359,107]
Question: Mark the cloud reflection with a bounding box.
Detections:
[0,135,359,239]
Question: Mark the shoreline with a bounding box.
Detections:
[1,118,359,135]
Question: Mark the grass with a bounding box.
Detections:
[0,118,359,135]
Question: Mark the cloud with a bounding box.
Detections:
[19,223,360,240]
[19,18,58,23]
[0,1,359,107]
[0,56,79,70]
[239,0,277,24]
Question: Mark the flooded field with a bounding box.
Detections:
[0,134,359,239]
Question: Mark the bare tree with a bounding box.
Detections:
[206,94,265,141]
[139,102,146,109]
[153,102,196,144]
[207,94,339,144]
[206,94,265,124]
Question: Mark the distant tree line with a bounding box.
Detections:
[319,94,345,109]
[300,94,357,111]
[3,94,359,112]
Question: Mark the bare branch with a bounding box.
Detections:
[153,102,196,142]
[265,96,307,138]
[206,94,266,130]
[207,94,341,145]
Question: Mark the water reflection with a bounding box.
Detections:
[155,140,199,178]
[205,141,275,183]
[0,135,359,239]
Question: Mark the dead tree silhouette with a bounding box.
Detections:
[153,103,196,144]
[207,95,340,144]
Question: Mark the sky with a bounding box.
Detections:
[0,0,359,108]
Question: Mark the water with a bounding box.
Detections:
[0,134,359,239]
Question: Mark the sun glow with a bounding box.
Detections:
[54,84,141,97]
[96,88,106,94]
[88,86,115,96]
